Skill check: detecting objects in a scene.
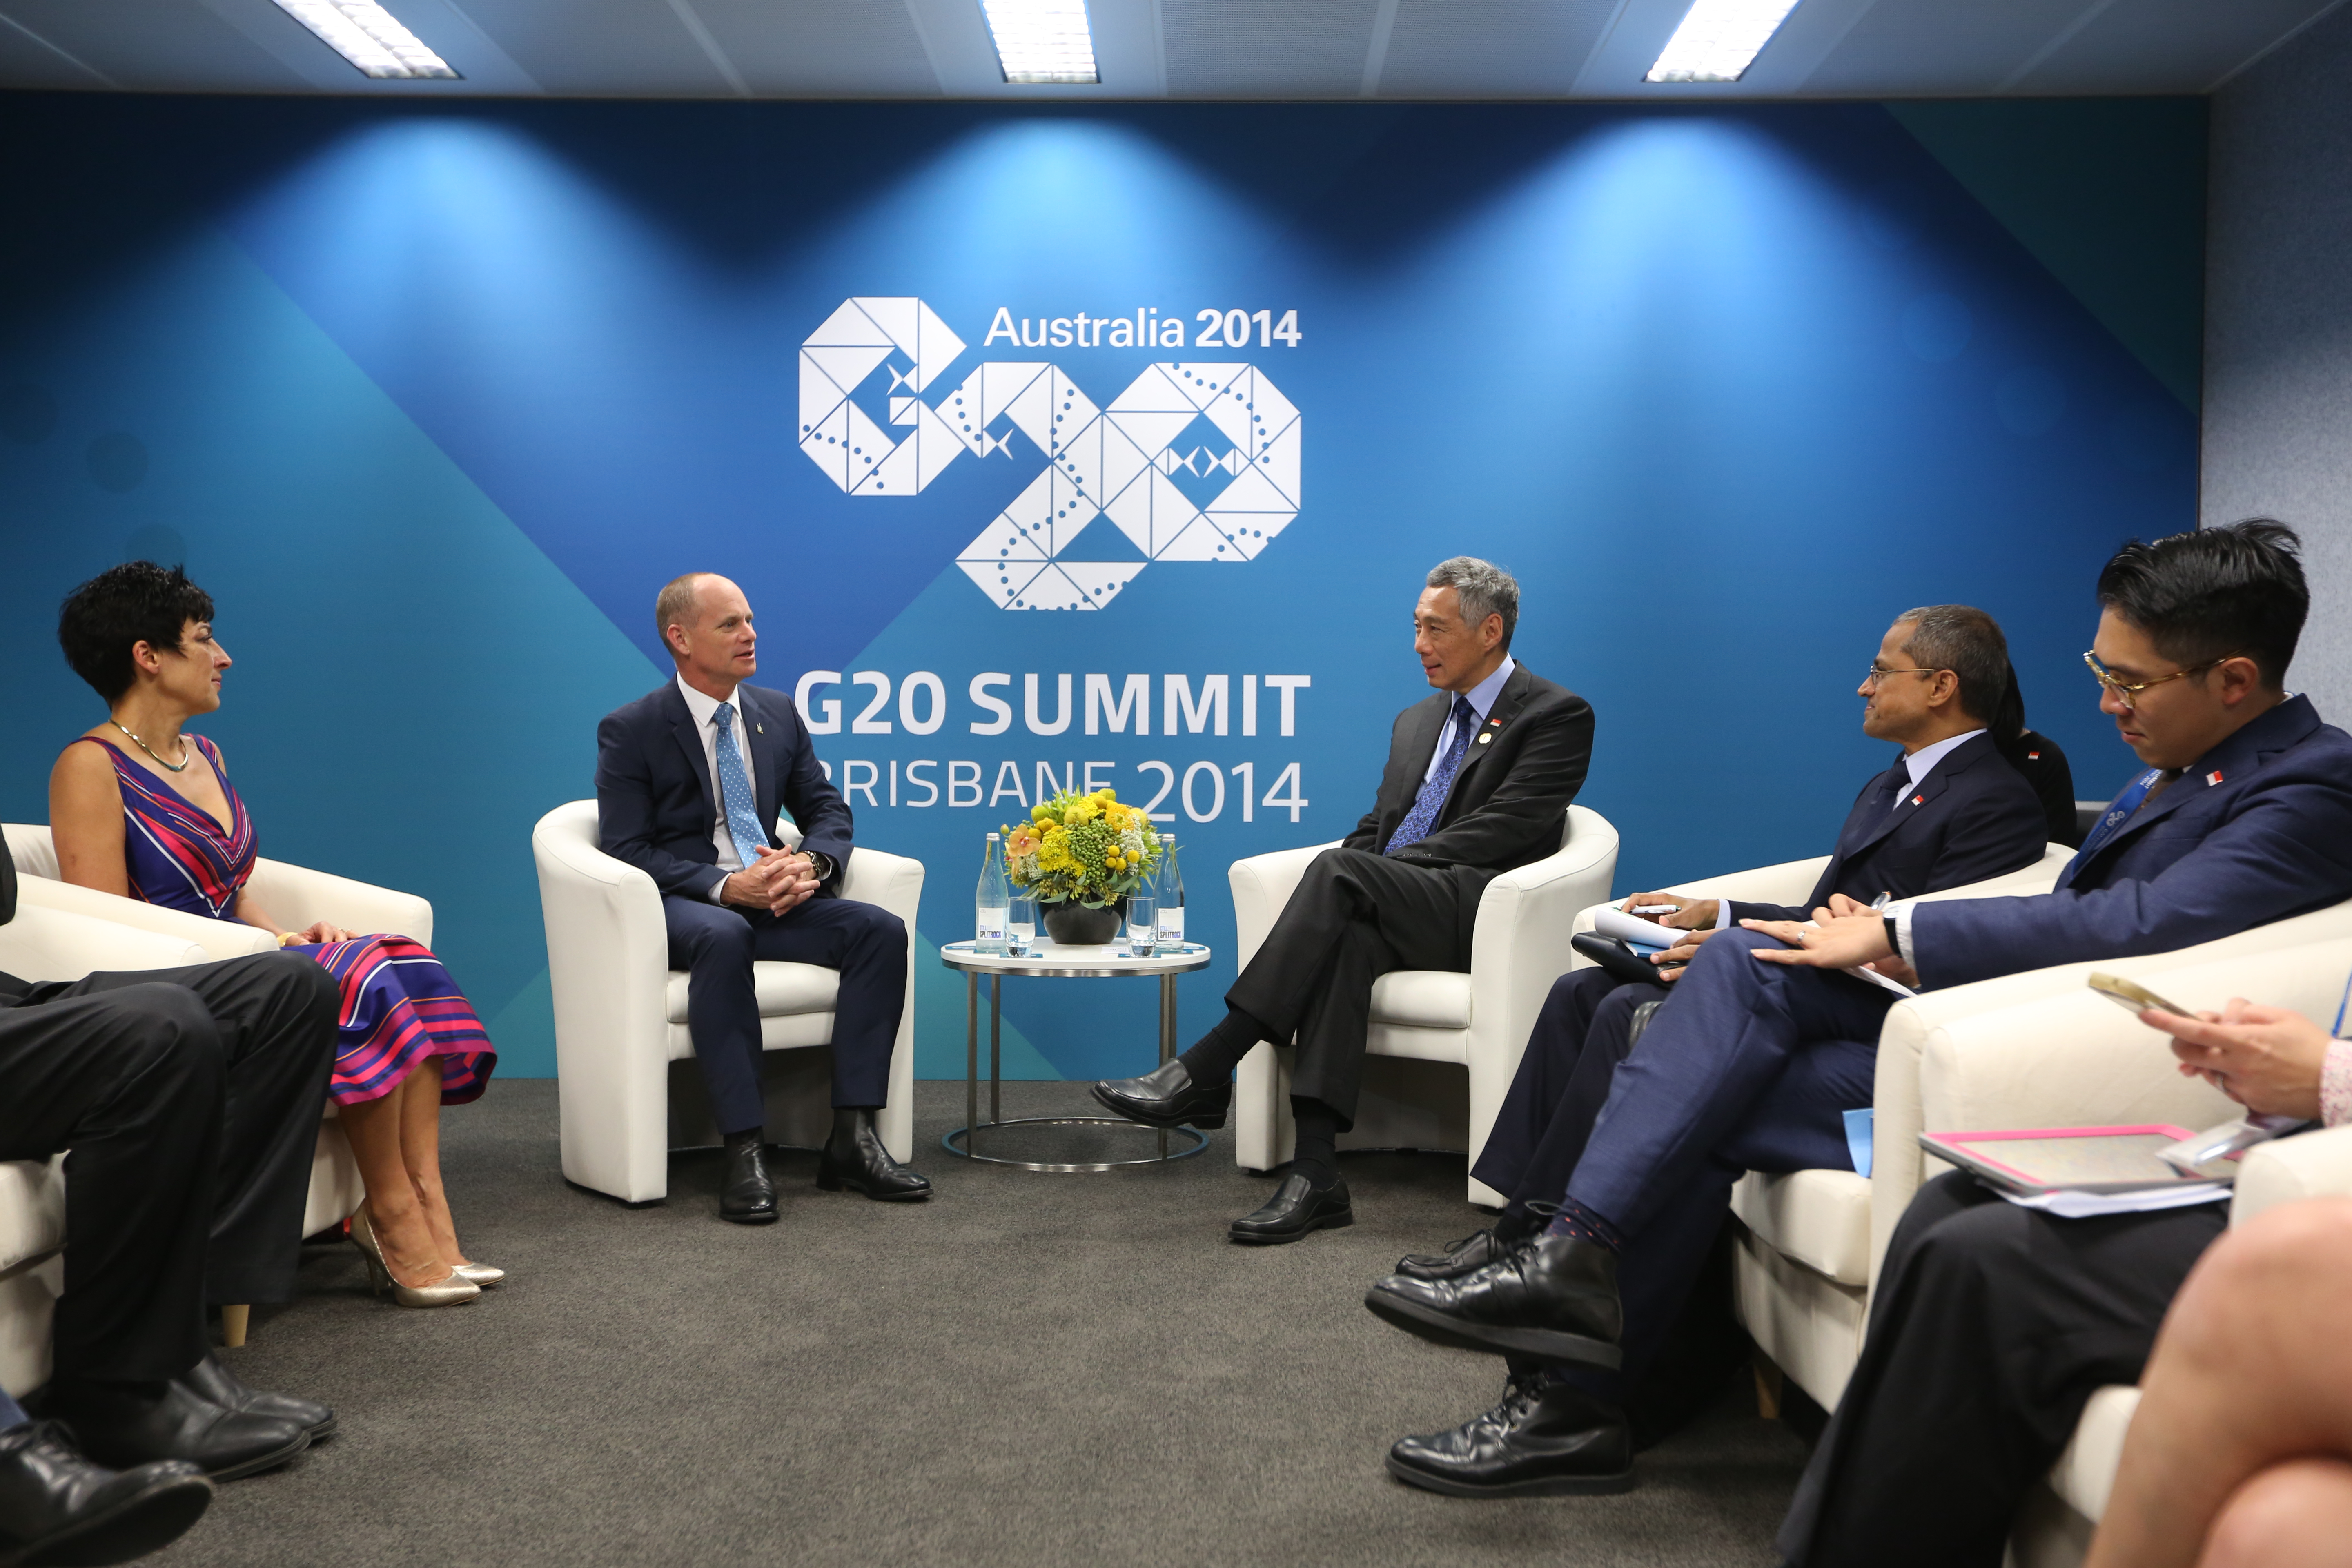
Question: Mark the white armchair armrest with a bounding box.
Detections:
[1230,841,1345,970]
[0,904,207,981]
[16,877,275,962]
[243,859,432,945]
[2233,1124,2352,1224]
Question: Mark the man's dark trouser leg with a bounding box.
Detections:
[0,984,224,1385]
[1565,930,1893,1234]
[748,897,906,1108]
[1470,973,1666,1211]
[1224,848,1469,1128]
[1777,1171,2225,1568]
[27,952,336,1316]
[666,897,767,1134]
[1555,1027,1875,1401]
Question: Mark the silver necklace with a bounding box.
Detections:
[110,719,191,773]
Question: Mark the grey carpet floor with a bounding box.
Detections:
[152,1079,1807,1568]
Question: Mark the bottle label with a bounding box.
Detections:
[975,913,1006,942]
[1154,909,1185,942]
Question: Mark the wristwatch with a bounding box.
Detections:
[804,850,834,882]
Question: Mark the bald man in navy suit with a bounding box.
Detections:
[595,572,928,1224]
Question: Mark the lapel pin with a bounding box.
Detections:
[2206,769,2223,786]
[1477,733,1492,745]
[1912,794,1924,806]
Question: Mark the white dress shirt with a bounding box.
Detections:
[1893,728,1987,810]
[675,674,760,898]
[1425,656,1518,782]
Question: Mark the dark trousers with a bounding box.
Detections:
[1778,1171,2225,1568]
[1225,848,1479,1128]
[1556,931,1885,1395]
[664,893,907,1135]
[1471,968,1668,1213]
[0,952,336,1385]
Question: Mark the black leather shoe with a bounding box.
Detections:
[1387,1375,1634,1497]
[817,1110,931,1202]
[180,1354,334,1442]
[1394,1209,1540,1282]
[1090,1059,1230,1131]
[1229,1168,1352,1245]
[43,1381,308,1482]
[1364,1232,1624,1368]
[719,1129,778,1225]
[0,1422,212,1567]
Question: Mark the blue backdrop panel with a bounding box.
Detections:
[0,96,2200,1080]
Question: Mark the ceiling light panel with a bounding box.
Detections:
[273,0,460,79]
[980,0,1100,83]
[1646,0,1802,82]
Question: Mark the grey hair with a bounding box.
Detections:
[654,572,711,659]
[1425,557,1519,649]
[1894,604,2009,726]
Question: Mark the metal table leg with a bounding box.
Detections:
[965,971,978,1158]
[990,973,1002,1127]
[1158,971,1178,1160]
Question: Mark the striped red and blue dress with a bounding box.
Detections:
[90,736,495,1106]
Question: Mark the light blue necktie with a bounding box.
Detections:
[1386,695,1478,854]
[711,702,768,870]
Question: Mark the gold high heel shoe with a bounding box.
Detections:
[349,1207,481,1309]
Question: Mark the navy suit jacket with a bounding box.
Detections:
[594,680,857,904]
[1728,731,2050,927]
[1915,695,2352,989]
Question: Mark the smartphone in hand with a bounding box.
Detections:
[2087,971,2195,1020]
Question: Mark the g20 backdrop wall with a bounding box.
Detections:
[0,94,2203,1082]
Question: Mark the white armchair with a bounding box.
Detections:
[0,902,209,1394]
[1229,805,1620,1203]
[531,800,923,1204]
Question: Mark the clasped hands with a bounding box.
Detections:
[1617,891,1917,987]
[720,845,822,916]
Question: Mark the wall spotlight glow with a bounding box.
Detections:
[273,0,460,80]
[979,0,1100,84]
[1645,0,1802,82]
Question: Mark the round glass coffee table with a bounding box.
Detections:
[938,940,1214,1171]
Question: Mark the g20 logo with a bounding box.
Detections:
[797,297,1301,612]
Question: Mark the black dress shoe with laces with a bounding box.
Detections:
[1229,1168,1352,1245]
[1394,1207,1542,1283]
[719,1129,779,1225]
[817,1109,931,1201]
[1387,1375,1634,1497]
[0,1422,211,1567]
[42,1380,308,1482]
[180,1354,333,1442]
[1089,1060,1230,1131]
[1365,1232,1624,1368]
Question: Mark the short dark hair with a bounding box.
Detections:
[1425,557,1519,650]
[1894,605,2010,727]
[58,561,215,702]
[2095,519,2307,690]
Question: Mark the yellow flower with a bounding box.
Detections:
[1063,796,1102,826]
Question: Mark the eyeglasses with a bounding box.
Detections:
[2082,650,2238,709]
[1861,665,1941,689]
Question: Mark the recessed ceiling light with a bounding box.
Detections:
[979,0,1100,84]
[1645,0,1802,82]
[273,0,460,80]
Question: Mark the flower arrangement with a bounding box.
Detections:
[1003,788,1162,909]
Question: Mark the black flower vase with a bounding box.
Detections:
[1042,900,1122,946]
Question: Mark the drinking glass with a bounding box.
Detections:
[1007,895,1037,957]
[1125,895,1157,957]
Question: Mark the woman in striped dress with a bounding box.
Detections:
[48,564,499,1309]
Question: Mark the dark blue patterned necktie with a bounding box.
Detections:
[712,702,768,869]
[1386,695,1479,854]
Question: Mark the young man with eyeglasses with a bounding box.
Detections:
[1359,521,2352,1519]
